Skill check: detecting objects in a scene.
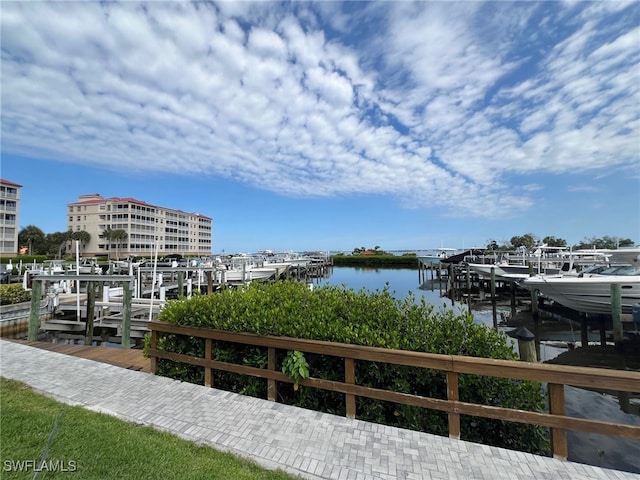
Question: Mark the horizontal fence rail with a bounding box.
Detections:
[147,321,640,460]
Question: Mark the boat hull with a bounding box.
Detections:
[223,267,278,282]
[523,275,640,314]
[468,263,561,280]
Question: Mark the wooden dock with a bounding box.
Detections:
[6,339,150,373]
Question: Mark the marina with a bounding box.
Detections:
[2,248,640,474]
[1,253,333,345]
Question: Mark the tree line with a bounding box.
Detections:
[485,233,635,251]
[16,225,637,259]
[348,235,635,257]
[17,225,128,259]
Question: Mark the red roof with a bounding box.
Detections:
[0,178,22,187]
[69,194,211,220]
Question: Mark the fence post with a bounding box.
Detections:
[549,383,568,460]
[345,357,356,419]
[205,338,214,387]
[267,347,277,401]
[447,371,460,440]
[150,329,158,374]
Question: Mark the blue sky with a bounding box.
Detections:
[1,1,639,254]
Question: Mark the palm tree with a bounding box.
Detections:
[18,225,45,255]
[72,230,91,257]
[102,228,114,261]
[111,229,128,261]
[103,228,128,260]
[46,231,73,258]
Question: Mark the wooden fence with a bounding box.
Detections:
[146,321,640,460]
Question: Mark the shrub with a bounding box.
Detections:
[152,281,549,455]
[0,283,31,305]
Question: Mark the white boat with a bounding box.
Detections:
[43,260,67,275]
[112,256,143,274]
[468,245,613,281]
[219,266,278,282]
[67,258,101,274]
[261,262,291,277]
[468,261,562,280]
[418,248,458,265]
[522,265,640,314]
[603,246,640,266]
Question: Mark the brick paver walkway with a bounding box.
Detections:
[1,339,637,479]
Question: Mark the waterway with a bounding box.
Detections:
[317,266,640,474]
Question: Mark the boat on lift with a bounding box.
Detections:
[522,264,640,315]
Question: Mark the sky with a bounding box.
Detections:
[1,1,639,254]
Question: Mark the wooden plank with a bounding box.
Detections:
[148,322,455,370]
[10,340,150,373]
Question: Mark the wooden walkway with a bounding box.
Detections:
[6,339,151,373]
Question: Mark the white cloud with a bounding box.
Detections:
[1,1,638,219]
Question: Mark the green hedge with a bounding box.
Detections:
[151,281,549,455]
[0,284,31,305]
[331,254,418,268]
[0,256,48,266]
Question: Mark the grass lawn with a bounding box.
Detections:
[0,377,299,479]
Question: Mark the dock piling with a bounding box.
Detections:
[122,280,132,349]
[84,281,96,346]
[611,284,623,344]
[28,280,42,341]
[490,267,497,329]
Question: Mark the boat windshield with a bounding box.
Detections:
[579,265,609,276]
[579,264,640,276]
[598,265,640,276]
[602,265,640,275]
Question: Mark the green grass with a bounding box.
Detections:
[0,377,299,479]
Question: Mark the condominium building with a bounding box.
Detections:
[0,179,22,257]
[67,194,212,258]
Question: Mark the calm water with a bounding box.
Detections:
[317,266,640,473]
[317,266,511,330]
[317,266,455,307]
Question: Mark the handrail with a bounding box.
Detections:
[147,321,640,460]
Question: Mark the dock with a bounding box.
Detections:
[15,257,334,346]
[6,338,150,372]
